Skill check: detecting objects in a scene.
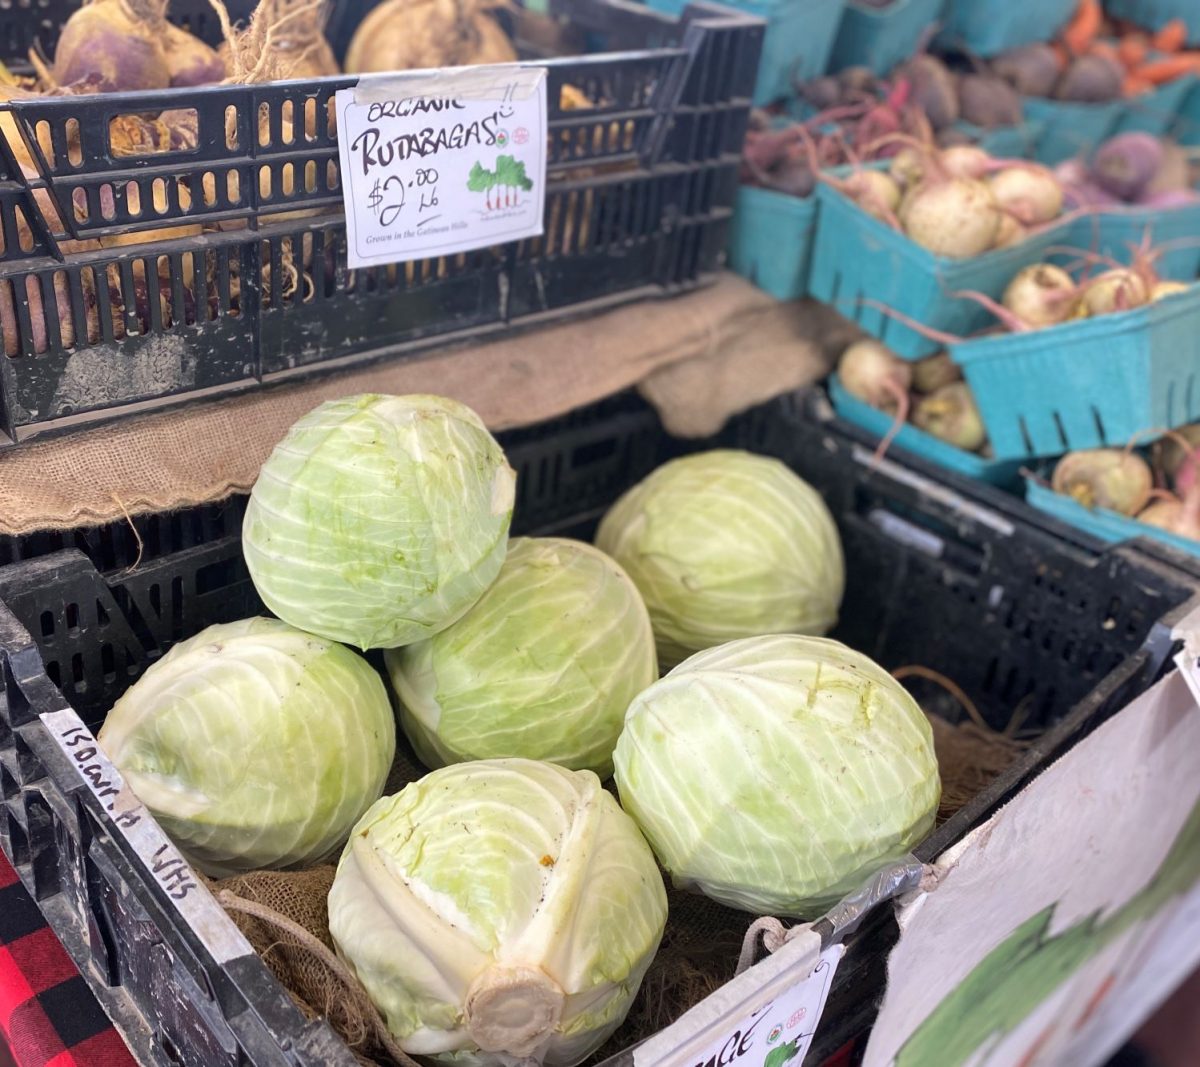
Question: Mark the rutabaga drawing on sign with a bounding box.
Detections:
[863,666,1200,1067]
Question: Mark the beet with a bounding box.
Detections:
[958,74,1022,129]
[838,66,880,96]
[1141,140,1190,200]
[1055,54,1123,103]
[1091,132,1164,200]
[935,127,972,148]
[802,76,842,110]
[897,55,959,129]
[991,43,1060,99]
[765,154,816,197]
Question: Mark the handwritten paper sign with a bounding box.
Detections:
[335,66,548,268]
[42,709,251,965]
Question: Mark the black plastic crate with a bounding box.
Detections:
[0,0,761,447]
[3,390,1199,1066]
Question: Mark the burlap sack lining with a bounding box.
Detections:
[0,276,858,537]
[206,706,1028,1067]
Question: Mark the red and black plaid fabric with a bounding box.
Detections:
[0,852,134,1067]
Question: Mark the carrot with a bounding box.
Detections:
[1117,35,1149,71]
[1152,18,1188,54]
[1132,54,1200,85]
[1063,0,1103,56]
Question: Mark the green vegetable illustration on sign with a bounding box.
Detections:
[468,155,534,210]
[764,1038,801,1067]
[896,792,1200,1066]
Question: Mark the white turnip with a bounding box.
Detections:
[838,339,913,463]
[912,383,986,452]
[1138,499,1200,541]
[899,176,1001,258]
[1151,280,1190,301]
[937,145,990,180]
[911,352,961,394]
[987,165,1064,226]
[844,169,901,222]
[1000,264,1076,328]
[1052,450,1152,516]
[992,212,1026,249]
[839,340,912,413]
[1079,269,1148,317]
[888,147,925,190]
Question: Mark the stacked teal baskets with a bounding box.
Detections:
[727,186,819,300]
[939,0,1075,55]
[826,0,945,75]
[645,0,845,103]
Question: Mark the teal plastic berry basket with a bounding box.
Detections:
[939,0,1075,56]
[969,118,1045,159]
[827,376,1025,488]
[727,185,818,300]
[1103,0,1200,46]
[1025,480,1200,557]
[1113,76,1195,137]
[1024,96,1127,165]
[1066,202,1200,282]
[1170,78,1200,145]
[826,0,946,76]
[646,0,844,104]
[808,182,1073,359]
[951,287,1200,460]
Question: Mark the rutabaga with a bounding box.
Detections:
[97,618,395,877]
[596,450,845,670]
[613,634,941,918]
[385,537,657,778]
[328,759,668,1066]
[243,393,516,650]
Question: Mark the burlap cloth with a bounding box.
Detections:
[0,275,856,536]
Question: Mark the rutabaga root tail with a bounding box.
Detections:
[1122,425,1200,459]
[871,375,911,466]
[856,298,968,346]
[944,286,1038,333]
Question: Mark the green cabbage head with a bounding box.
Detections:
[98,617,396,877]
[613,634,940,918]
[243,393,516,650]
[596,449,844,669]
[385,537,656,778]
[328,759,667,1065]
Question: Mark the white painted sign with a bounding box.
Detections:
[336,66,547,268]
[42,709,252,965]
[634,932,843,1067]
[863,666,1200,1067]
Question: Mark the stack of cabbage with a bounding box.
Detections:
[97,394,940,1066]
